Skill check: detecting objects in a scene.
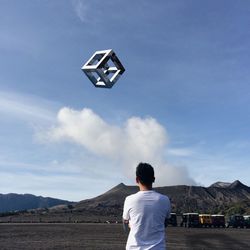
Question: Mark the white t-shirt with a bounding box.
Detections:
[123,190,171,250]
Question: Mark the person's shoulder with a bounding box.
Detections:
[125,192,140,202]
[154,191,170,202]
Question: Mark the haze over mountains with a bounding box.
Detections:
[0,180,249,222]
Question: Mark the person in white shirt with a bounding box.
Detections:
[123,162,171,250]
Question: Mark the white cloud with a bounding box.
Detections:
[71,0,89,23]
[39,107,195,186]
[0,90,57,123]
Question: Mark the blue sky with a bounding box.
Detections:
[0,0,249,201]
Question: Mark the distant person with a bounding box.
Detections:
[123,163,171,250]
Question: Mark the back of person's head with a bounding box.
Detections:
[136,162,155,186]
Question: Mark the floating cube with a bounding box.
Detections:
[81,49,125,88]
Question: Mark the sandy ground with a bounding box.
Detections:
[0,223,249,250]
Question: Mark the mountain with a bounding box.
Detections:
[1,181,249,223]
[228,180,249,189]
[73,180,250,217]
[209,181,231,188]
[0,193,73,213]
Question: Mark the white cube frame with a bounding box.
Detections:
[81,49,125,88]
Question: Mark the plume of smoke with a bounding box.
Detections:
[40,107,195,186]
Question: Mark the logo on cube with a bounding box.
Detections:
[81,49,125,88]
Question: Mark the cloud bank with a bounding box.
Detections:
[40,107,195,186]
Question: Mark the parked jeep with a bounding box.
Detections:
[243,215,250,228]
[180,213,199,228]
[226,215,244,228]
[211,214,225,228]
[199,214,212,227]
[168,213,177,227]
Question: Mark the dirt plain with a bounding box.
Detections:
[0,223,249,250]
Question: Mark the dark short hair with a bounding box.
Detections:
[136,163,155,186]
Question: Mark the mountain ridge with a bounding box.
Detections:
[0,180,249,223]
[0,193,73,213]
[73,180,250,216]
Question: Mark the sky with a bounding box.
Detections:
[0,0,249,201]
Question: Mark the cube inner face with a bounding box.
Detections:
[86,71,106,87]
[101,54,125,83]
[102,62,118,82]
